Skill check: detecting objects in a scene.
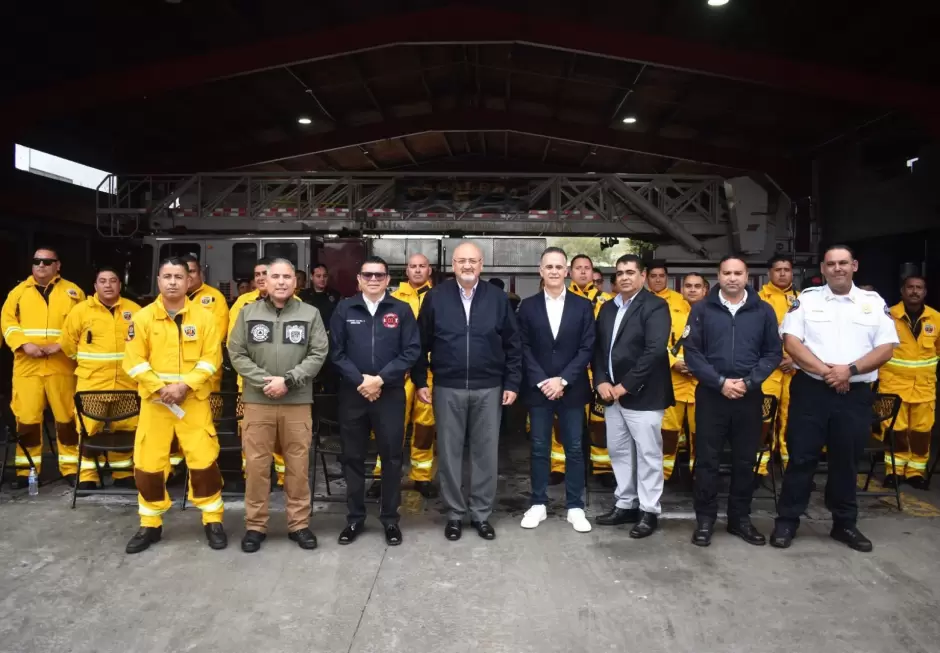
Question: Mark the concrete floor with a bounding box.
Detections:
[3,454,940,653]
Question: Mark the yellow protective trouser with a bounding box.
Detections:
[525,415,566,474]
[760,372,792,474]
[374,375,437,481]
[885,401,935,479]
[662,401,696,480]
[588,401,612,474]
[77,414,138,484]
[134,398,224,528]
[11,374,77,477]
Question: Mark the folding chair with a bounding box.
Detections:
[0,398,62,491]
[310,393,379,506]
[71,390,141,507]
[752,394,779,509]
[181,392,243,509]
[859,393,902,511]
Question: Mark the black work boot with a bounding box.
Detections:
[241,530,266,553]
[126,526,163,554]
[204,523,228,550]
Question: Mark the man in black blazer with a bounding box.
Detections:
[517,247,596,533]
[592,254,673,538]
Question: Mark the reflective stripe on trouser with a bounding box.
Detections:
[761,372,792,473]
[885,400,935,479]
[375,376,437,482]
[526,413,566,474]
[134,397,223,528]
[76,414,138,483]
[11,374,77,476]
[661,401,696,480]
[588,401,612,473]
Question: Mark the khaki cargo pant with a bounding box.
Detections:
[242,403,312,533]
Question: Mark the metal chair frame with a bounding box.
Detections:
[310,393,380,507]
[0,397,62,492]
[859,393,902,510]
[71,391,141,507]
[181,391,244,510]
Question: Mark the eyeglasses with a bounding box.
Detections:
[33,258,58,266]
[360,272,387,280]
[454,258,481,266]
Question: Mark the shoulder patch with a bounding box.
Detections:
[67,288,79,299]
[884,304,891,316]
[788,298,800,313]
[681,324,690,339]
[201,296,213,305]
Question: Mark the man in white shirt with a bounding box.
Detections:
[771,245,898,552]
[516,248,596,532]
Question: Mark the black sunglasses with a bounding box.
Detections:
[33,258,58,266]
[360,271,388,280]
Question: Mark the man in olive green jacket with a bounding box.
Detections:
[228,259,329,553]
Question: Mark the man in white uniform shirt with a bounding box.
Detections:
[771,245,898,552]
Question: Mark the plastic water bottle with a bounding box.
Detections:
[28,467,39,496]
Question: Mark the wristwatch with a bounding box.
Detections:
[284,375,296,390]
[849,363,859,377]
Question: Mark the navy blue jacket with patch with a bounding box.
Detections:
[683,286,782,393]
[329,293,421,389]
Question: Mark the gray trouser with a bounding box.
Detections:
[606,405,665,514]
[433,386,502,522]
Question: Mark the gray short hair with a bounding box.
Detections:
[268,258,296,272]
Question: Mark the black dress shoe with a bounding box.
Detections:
[830,525,873,552]
[906,476,927,490]
[727,518,767,546]
[770,523,796,549]
[77,481,97,491]
[338,522,365,545]
[384,524,403,546]
[112,477,136,490]
[882,474,900,489]
[126,526,162,554]
[413,481,438,499]
[62,474,77,488]
[366,481,382,499]
[11,477,30,490]
[470,520,496,540]
[549,471,565,486]
[629,512,659,539]
[595,507,640,526]
[241,530,266,553]
[289,528,318,550]
[598,473,617,489]
[691,518,714,547]
[444,520,462,541]
[204,523,228,550]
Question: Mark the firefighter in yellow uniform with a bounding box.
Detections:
[59,268,142,490]
[758,255,799,473]
[368,254,438,498]
[181,254,228,391]
[879,275,938,488]
[1,248,85,487]
[663,273,707,480]
[123,257,226,554]
[228,258,291,486]
[569,255,615,485]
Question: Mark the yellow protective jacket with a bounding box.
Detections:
[879,303,940,403]
[569,282,613,319]
[391,281,432,319]
[1,275,85,377]
[654,287,691,316]
[59,294,142,391]
[758,282,798,384]
[188,284,229,340]
[123,296,222,401]
[665,298,694,402]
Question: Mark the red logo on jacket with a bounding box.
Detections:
[382,313,400,328]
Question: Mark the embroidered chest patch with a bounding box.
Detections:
[383,313,400,328]
[250,322,272,343]
[201,296,213,305]
[182,325,197,339]
[284,323,306,344]
[122,311,133,321]
[925,323,936,336]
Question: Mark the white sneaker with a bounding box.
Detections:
[520,505,547,529]
[567,508,592,533]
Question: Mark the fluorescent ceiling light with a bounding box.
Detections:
[297,117,312,125]
[707,0,730,6]
[622,116,637,124]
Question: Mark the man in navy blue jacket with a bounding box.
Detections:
[517,247,595,533]
[683,255,782,548]
[330,256,421,547]
[412,241,522,542]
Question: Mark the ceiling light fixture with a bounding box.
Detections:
[707,0,729,6]
[297,117,312,125]
[622,116,637,124]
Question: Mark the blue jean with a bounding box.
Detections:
[529,404,586,509]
